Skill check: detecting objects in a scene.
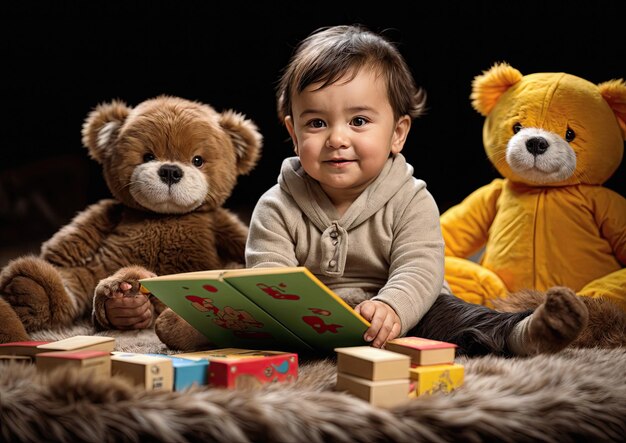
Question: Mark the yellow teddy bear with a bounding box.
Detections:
[441,62,626,310]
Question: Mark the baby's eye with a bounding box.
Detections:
[307,119,326,128]
[351,117,368,127]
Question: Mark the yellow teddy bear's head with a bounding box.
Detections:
[471,62,626,186]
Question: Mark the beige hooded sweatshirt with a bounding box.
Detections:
[245,154,446,335]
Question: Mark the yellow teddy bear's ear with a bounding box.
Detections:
[471,62,523,116]
[598,79,626,139]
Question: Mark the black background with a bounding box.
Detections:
[1,1,625,250]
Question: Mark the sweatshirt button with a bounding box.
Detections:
[330,231,338,238]
[332,240,338,246]
[329,259,337,267]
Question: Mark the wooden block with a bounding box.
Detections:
[408,363,464,396]
[37,336,115,353]
[385,337,456,366]
[146,354,209,391]
[0,355,33,363]
[0,341,52,358]
[334,346,410,381]
[111,353,173,391]
[176,348,267,359]
[177,348,298,389]
[335,372,410,408]
[36,350,111,378]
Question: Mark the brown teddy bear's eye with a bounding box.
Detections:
[143,153,156,162]
[512,122,523,134]
[192,156,204,167]
[565,127,576,142]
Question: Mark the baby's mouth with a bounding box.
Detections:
[324,158,354,164]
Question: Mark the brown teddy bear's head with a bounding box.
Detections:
[81,95,262,213]
[471,62,626,186]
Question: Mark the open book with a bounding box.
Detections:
[140,267,370,353]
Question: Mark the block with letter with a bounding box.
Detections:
[334,346,410,381]
[37,336,116,353]
[335,372,410,408]
[176,348,298,389]
[408,363,465,396]
[36,350,111,378]
[385,337,456,366]
[139,266,370,353]
[145,353,209,391]
[111,353,173,391]
[0,341,52,360]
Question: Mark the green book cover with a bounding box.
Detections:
[140,267,370,353]
[140,270,312,353]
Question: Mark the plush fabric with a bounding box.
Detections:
[1,322,625,442]
[441,63,626,310]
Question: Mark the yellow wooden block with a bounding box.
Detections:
[408,363,464,396]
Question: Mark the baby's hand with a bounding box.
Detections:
[104,288,154,330]
[94,265,156,330]
[354,300,401,348]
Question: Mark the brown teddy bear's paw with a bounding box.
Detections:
[528,286,589,353]
[0,256,71,331]
[155,308,213,351]
[95,265,156,299]
[0,298,30,343]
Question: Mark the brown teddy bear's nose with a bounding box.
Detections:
[158,164,184,185]
[526,137,549,156]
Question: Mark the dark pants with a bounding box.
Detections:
[408,293,533,357]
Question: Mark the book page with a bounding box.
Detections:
[222,267,370,352]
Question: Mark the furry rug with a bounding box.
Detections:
[1,320,625,442]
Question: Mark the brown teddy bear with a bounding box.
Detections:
[0,95,262,343]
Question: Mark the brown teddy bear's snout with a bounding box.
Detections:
[158,164,184,185]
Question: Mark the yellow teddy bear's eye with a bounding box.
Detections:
[512,122,523,134]
[565,127,576,142]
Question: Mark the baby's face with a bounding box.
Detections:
[285,67,410,207]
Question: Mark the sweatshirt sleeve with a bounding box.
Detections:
[245,185,300,269]
[371,186,444,335]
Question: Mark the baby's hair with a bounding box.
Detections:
[276,24,426,123]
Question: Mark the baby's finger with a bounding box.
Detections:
[372,315,395,348]
[133,310,153,329]
[365,307,387,343]
[120,282,133,293]
[383,323,402,347]
[355,301,375,320]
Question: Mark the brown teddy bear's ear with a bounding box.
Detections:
[471,62,523,116]
[219,110,263,175]
[598,79,626,139]
[81,99,131,163]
